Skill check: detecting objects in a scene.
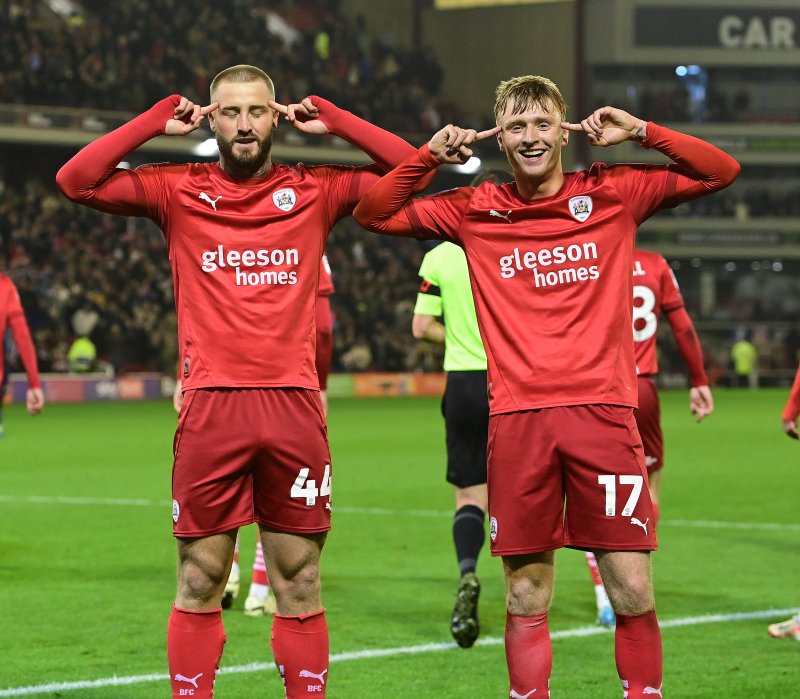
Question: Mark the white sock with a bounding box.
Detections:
[248,582,268,600]
[595,583,611,610]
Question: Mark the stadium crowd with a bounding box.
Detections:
[0,0,455,137]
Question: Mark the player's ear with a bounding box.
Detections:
[497,131,504,152]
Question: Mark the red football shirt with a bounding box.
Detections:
[354,124,739,414]
[0,274,41,388]
[632,249,684,376]
[130,161,358,390]
[56,93,423,391]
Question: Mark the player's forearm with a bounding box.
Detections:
[667,308,707,386]
[353,145,440,234]
[781,366,800,421]
[413,315,445,344]
[316,96,419,172]
[642,123,741,192]
[9,315,41,388]
[56,96,178,202]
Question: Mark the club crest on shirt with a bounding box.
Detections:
[490,516,498,542]
[172,499,180,523]
[272,188,297,212]
[568,195,593,222]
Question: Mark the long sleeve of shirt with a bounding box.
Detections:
[641,122,741,202]
[782,366,800,421]
[5,291,41,389]
[56,96,179,214]
[665,306,708,387]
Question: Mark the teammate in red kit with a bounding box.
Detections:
[767,366,800,640]
[0,273,45,434]
[57,64,426,698]
[354,75,739,698]
[586,247,713,627]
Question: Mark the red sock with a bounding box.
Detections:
[615,610,662,698]
[253,540,270,586]
[167,605,226,698]
[585,551,603,586]
[505,612,551,698]
[271,610,329,698]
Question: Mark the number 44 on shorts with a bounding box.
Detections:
[597,474,643,517]
[291,464,332,506]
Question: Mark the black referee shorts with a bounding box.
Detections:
[441,370,489,488]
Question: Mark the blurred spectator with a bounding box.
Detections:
[731,331,758,389]
[67,334,96,373]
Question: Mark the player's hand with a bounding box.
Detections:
[26,387,44,416]
[166,97,218,136]
[269,97,330,135]
[428,124,500,165]
[561,106,647,147]
[783,419,799,440]
[689,385,713,423]
[173,380,183,414]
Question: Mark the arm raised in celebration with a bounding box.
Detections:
[56,96,217,214]
[563,106,741,197]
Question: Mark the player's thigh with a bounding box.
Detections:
[634,376,664,472]
[253,389,332,534]
[176,530,238,591]
[260,527,327,613]
[487,410,564,556]
[558,405,657,551]
[172,389,258,537]
[595,550,655,613]
[444,371,489,488]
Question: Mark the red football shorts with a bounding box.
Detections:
[172,388,332,537]
[634,375,663,473]
[487,404,657,555]
[315,295,333,390]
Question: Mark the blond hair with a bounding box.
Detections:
[493,75,567,123]
[210,64,275,100]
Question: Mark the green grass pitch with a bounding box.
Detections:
[1,389,798,697]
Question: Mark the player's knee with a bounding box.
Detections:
[505,575,551,615]
[608,575,654,615]
[179,555,229,603]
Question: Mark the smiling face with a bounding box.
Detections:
[496,98,568,198]
[493,75,569,199]
[208,78,279,179]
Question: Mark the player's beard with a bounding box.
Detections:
[217,131,273,179]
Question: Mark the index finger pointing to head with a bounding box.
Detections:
[560,121,586,132]
[475,125,501,141]
[201,102,219,116]
[268,99,289,115]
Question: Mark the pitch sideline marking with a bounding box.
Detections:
[0,608,796,697]
[0,495,798,533]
